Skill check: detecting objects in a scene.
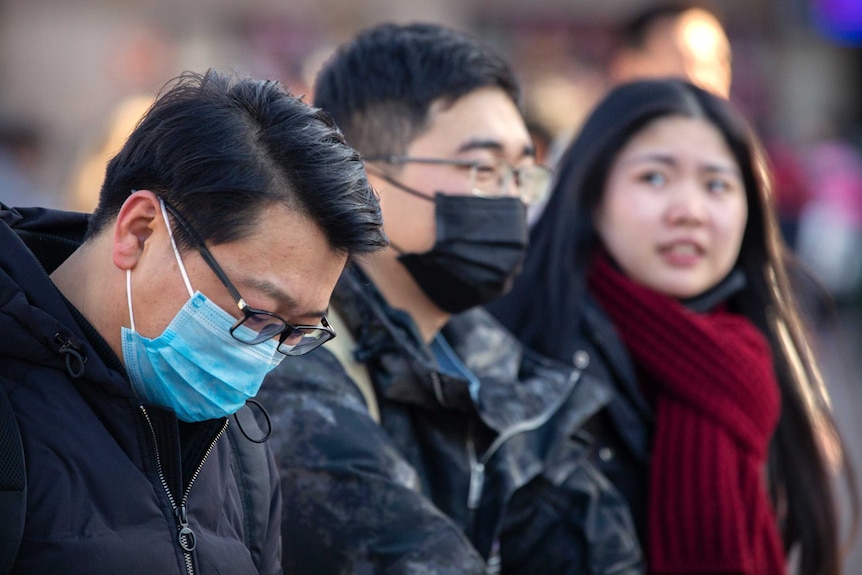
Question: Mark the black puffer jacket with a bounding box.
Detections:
[0,205,282,574]
[258,265,643,574]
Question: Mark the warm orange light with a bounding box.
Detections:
[674,8,732,98]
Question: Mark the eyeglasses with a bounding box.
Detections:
[366,156,552,205]
[161,202,335,356]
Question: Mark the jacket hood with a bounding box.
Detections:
[0,204,128,395]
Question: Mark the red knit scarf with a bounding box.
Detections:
[588,257,785,574]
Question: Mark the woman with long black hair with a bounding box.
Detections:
[489,79,857,575]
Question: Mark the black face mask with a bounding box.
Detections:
[396,192,529,314]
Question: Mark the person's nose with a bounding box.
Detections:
[665,184,706,226]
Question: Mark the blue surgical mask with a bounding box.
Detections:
[121,201,284,422]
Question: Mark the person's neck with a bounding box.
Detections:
[358,251,450,344]
[50,236,126,363]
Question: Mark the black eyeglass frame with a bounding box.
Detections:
[160,201,336,356]
[365,155,552,205]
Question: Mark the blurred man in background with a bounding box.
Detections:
[524,2,733,222]
[608,1,732,98]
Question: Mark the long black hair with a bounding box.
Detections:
[490,79,857,575]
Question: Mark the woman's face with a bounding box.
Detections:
[594,115,748,298]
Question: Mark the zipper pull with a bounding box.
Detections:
[467,462,485,510]
[175,505,197,552]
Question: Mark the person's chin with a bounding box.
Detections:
[648,276,706,300]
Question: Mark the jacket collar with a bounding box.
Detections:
[331,265,457,409]
[576,296,653,463]
[0,205,130,397]
[332,265,586,434]
[580,297,652,419]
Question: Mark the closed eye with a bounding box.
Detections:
[282,327,306,345]
[243,314,272,329]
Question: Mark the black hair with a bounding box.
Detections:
[489,79,857,575]
[312,22,521,157]
[87,69,387,255]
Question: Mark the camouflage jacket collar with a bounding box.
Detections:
[331,265,586,435]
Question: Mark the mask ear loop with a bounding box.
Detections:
[126,198,196,333]
[158,198,194,297]
[234,398,273,443]
[364,163,436,203]
[126,269,137,332]
[362,166,426,258]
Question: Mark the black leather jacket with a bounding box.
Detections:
[259,265,643,574]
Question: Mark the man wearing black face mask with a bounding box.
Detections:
[258,23,643,575]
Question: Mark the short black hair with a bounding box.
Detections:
[313,22,521,157]
[88,69,387,255]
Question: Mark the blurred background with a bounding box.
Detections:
[3,0,862,213]
[1,0,861,570]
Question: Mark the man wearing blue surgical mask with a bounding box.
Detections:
[0,70,386,574]
[258,23,643,575]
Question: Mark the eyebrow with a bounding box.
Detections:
[622,153,742,178]
[238,276,329,319]
[457,138,536,159]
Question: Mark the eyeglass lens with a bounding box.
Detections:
[232,312,332,356]
[471,161,550,204]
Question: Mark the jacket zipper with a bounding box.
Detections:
[141,406,229,575]
[465,367,582,512]
[465,370,581,574]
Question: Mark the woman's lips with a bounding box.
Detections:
[658,241,704,266]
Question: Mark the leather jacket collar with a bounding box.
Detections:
[331,264,588,435]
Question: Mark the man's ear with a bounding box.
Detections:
[112,190,162,271]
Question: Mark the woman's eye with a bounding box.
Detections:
[640,171,666,187]
[706,178,732,194]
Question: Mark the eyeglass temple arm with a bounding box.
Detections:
[161,202,247,310]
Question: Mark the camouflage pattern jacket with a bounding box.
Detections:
[258,265,643,574]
